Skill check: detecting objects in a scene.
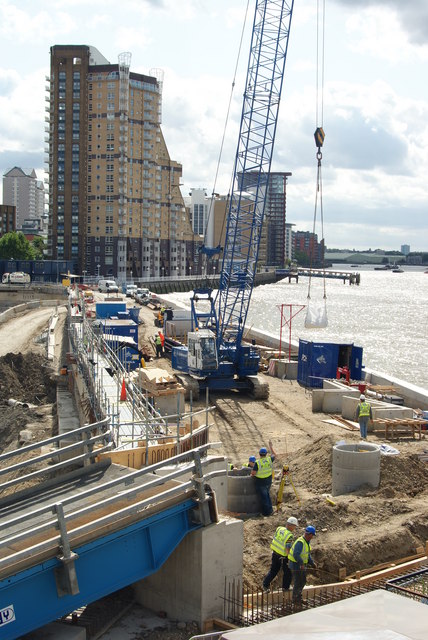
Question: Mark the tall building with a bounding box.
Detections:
[46,45,196,279]
[2,167,45,230]
[284,222,295,262]
[0,205,16,237]
[237,171,292,268]
[293,230,325,266]
[401,244,410,256]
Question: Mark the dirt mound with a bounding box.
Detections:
[0,352,55,405]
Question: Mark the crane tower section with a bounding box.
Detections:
[217,0,294,355]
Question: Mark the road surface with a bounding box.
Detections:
[0,307,57,357]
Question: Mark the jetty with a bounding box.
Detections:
[276,267,360,285]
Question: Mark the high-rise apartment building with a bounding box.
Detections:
[2,167,45,230]
[46,45,196,279]
[237,171,292,269]
[293,230,325,266]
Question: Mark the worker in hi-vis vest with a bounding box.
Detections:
[288,525,317,607]
[355,394,373,440]
[251,443,276,516]
[262,516,298,592]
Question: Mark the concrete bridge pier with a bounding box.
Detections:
[133,516,243,629]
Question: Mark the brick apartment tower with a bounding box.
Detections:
[47,45,196,279]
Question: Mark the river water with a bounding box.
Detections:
[163,265,428,390]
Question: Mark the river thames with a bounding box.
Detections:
[164,265,428,390]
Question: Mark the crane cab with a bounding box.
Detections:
[188,329,218,373]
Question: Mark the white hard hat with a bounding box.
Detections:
[360,394,365,400]
[287,516,299,526]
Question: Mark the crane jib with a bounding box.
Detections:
[216,0,295,361]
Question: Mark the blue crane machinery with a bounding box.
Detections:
[172,0,295,399]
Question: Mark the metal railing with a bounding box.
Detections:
[0,418,111,494]
[0,444,222,579]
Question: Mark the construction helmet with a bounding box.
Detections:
[287,516,299,526]
[305,525,316,535]
[360,394,365,401]
[249,455,256,463]
[259,447,268,455]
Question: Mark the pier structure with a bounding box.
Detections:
[276,267,360,285]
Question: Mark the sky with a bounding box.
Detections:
[0,0,427,251]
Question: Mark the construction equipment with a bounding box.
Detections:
[276,463,301,508]
[172,1,295,399]
[276,464,290,510]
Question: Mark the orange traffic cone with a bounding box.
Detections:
[120,378,127,401]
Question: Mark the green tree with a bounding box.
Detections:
[0,231,36,260]
[294,250,311,267]
[31,236,46,260]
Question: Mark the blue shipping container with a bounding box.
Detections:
[297,339,363,388]
[101,319,138,340]
[96,301,127,319]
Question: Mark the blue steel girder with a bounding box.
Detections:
[0,498,200,640]
[217,0,294,355]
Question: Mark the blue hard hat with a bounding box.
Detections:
[305,525,316,535]
[259,447,268,455]
[249,455,256,463]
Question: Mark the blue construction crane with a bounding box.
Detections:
[172,0,295,398]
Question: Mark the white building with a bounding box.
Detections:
[2,167,45,230]
[184,188,215,247]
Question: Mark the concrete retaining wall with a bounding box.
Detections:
[342,395,413,422]
[312,387,360,413]
[134,516,243,629]
[364,367,428,409]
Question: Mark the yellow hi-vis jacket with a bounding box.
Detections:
[255,456,273,479]
[270,527,293,556]
[358,401,371,417]
[288,536,311,565]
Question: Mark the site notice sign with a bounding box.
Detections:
[0,605,15,627]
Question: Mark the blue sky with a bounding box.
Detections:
[0,0,427,251]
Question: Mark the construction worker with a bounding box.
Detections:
[262,516,299,592]
[154,333,162,358]
[251,444,276,516]
[243,455,256,468]
[241,455,256,475]
[158,330,165,355]
[288,525,317,608]
[355,394,373,440]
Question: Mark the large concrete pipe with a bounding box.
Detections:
[227,469,262,514]
[332,442,381,496]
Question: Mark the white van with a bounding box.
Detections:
[3,272,31,284]
[98,279,119,293]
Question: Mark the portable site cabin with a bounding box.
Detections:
[297,339,363,388]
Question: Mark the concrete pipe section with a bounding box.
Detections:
[227,469,262,514]
[332,442,381,496]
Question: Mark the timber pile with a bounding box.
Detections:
[132,367,183,397]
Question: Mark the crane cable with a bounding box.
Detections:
[306,0,328,328]
[204,0,251,250]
